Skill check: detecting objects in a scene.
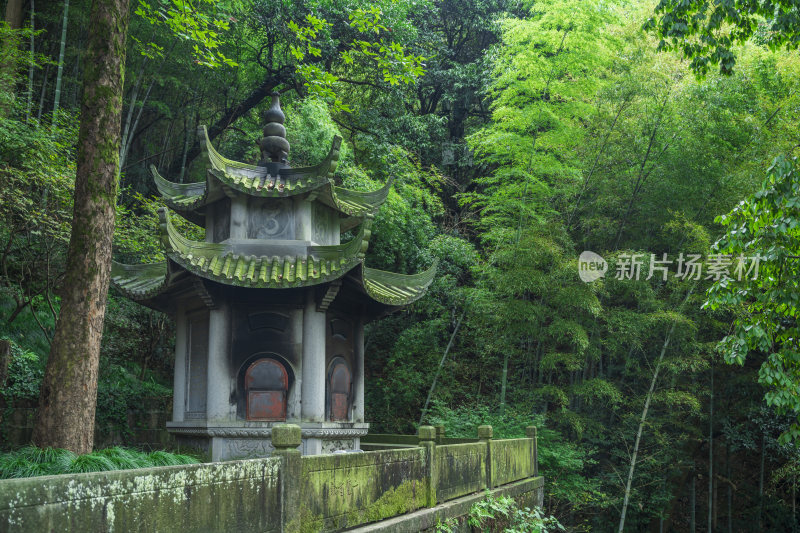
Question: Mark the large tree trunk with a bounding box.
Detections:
[1,0,25,111]
[31,0,130,455]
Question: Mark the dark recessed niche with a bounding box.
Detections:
[248,311,289,332]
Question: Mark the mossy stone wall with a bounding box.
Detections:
[435,442,487,502]
[0,457,281,533]
[0,425,542,532]
[298,448,429,531]
[490,438,534,487]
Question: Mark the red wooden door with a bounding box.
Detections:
[329,360,351,421]
[245,359,288,421]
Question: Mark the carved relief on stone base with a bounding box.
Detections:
[321,439,355,454]
[222,438,275,459]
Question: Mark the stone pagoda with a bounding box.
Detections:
[110,93,436,460]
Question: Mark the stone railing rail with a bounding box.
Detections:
[0,424,540,533]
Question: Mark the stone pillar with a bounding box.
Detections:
[301,290,326,455]
[478,425,494,489]
[418,425,437,507]
[204,203,215,242]
[229,195,247,239]
[171,307,187,422]
[295,197,312,241]
[207,302,231,424]
[353,319,365,423]
[272,424,302,533]
[526,426,538,476]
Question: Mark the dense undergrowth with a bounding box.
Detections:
[0,446,198,479]
[436,491,564,533]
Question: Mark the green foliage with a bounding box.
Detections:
[286,1,426,111]
[134,0,238,67]
[436,491,563,533]
[0,341,44,404]
[95,364,171,438]
[645,0,800,75]
[706,155,800,443]
[0,446,199,479]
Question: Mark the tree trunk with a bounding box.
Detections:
[0,339,11,392]
[691,474,696,533]
[31,0,130,455]
[51,0,69,127]
[757,433,765,531]
[419,307,466,426]
[3,0,24,30]
[25,0,34,119]
[1,0,25,110]
[618,285,694,532]
[499,350,509,412]
[709,362,714,533]
[36,60,50,122]
[119,77,153,170]
[792,474,797,533]
[727,444,733,533]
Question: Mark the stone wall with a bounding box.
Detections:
[491,438,536,487]
[0,458,282,533]
[300,448,429,530]
[435,442,487,502]
[0,424,542,533]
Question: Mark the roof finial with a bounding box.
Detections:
[258,91,290,165]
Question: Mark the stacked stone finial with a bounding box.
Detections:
[259,91,290,165]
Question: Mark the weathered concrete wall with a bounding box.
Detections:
[0,458,281,533]
[491,438,535,487]
[299,448,429,531]
[435,442,487,502]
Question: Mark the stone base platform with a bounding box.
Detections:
[166,420,369,460]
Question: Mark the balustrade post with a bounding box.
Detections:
[526,426,538,477]
[418,425,437,506]
[478,424,494,489]
[272,424,302,533]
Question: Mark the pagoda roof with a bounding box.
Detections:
[111,209,437,310]
[153,127,392,227]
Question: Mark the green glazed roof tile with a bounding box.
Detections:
[110,261,169,300]
[200,126,340,198]
[362,260,438,306]
[111,209,438,306]
[158,208,371,288]
[153,129,391,223]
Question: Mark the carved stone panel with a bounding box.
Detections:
[321,439,355,454]
[312,202,338,245]
[248,198,294,240]
[223,438,274,459]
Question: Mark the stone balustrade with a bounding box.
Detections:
[0,424,542,533]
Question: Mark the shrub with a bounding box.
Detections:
[0,446,200,479]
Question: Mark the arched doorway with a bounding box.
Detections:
[245,358,289,421]
[327,357,352,421]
